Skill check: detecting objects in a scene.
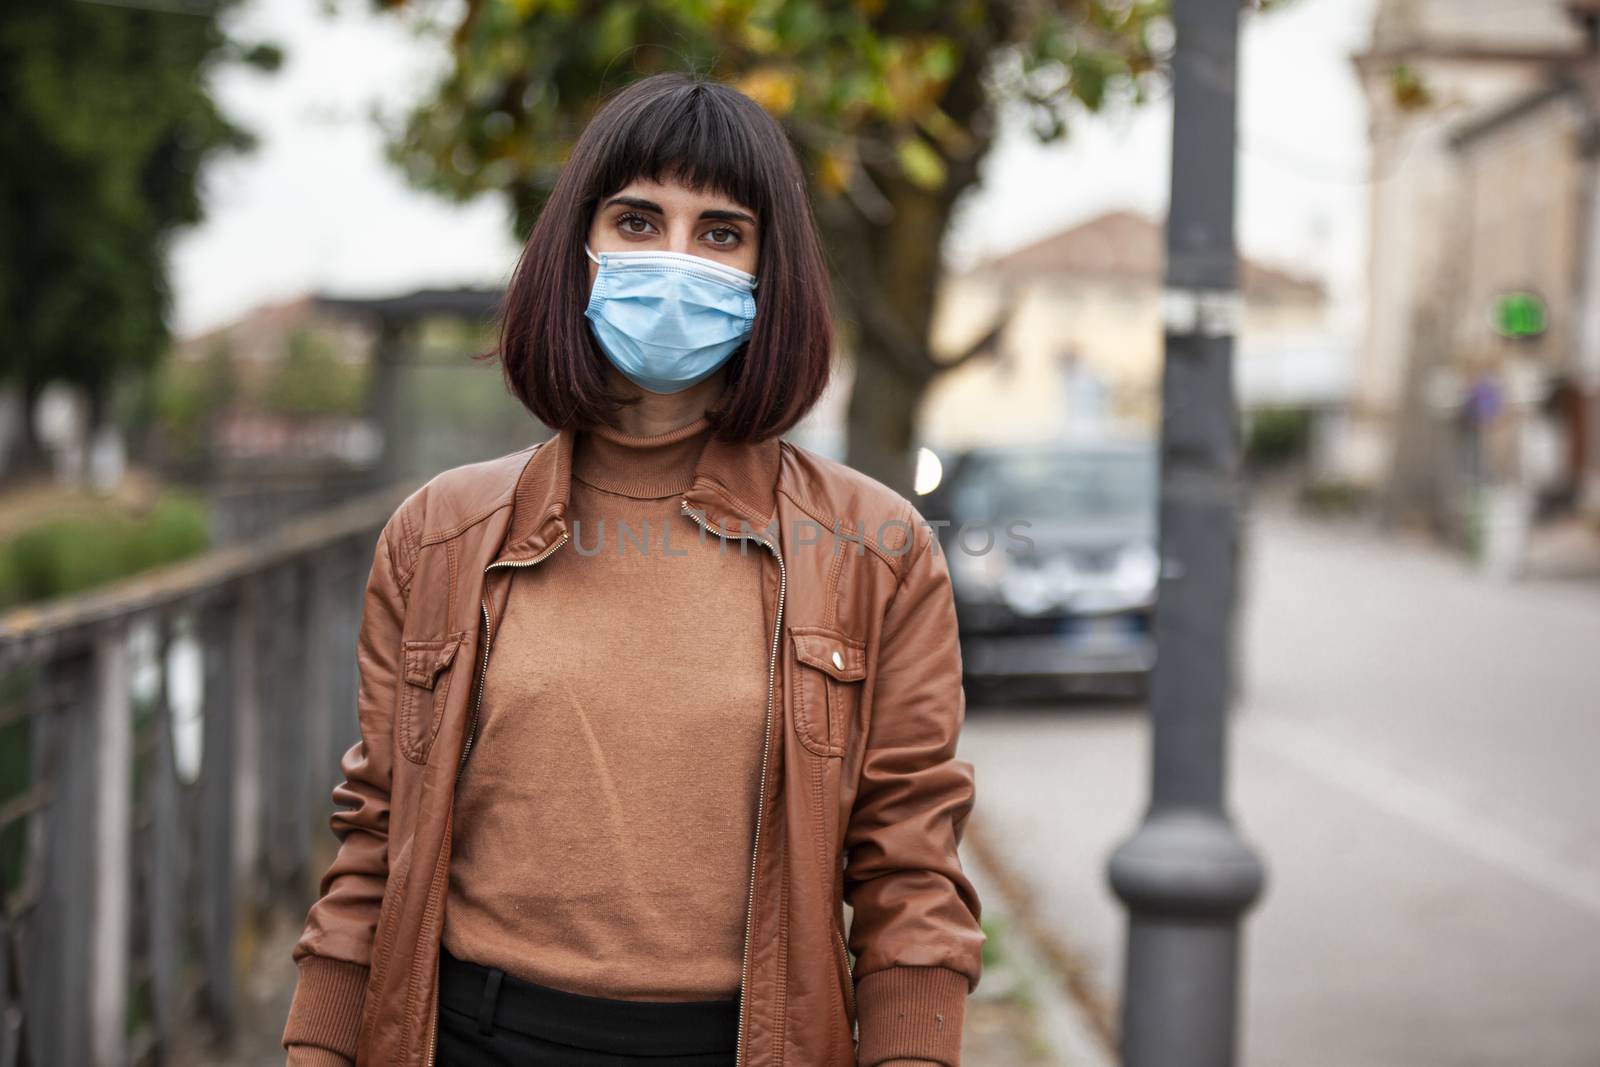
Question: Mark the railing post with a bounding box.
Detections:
[0,909,20,1067]
[146,611,185,1050]
[303,552,339,880]
[90,624,133,1067]
[199,597,239,1034]
[233,573,265,931]
[329,539,365,777]
[255,561,316,905]
[26,649,93,1067]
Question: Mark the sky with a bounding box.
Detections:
[170,0,1378,340]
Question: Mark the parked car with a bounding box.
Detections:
[926,438,1159,701]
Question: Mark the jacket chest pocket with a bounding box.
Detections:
[397,634,466,764]
[790,626,866,758]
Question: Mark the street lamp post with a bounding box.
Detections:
[1107,2,1268,1065]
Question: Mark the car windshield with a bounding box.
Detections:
[953,448,1156,523]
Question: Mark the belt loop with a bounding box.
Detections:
[477,967,504,1035]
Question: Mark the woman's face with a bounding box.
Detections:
[585,176,760,291]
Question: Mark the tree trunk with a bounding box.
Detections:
[806,50,1001,492]
[7,373,52,483]
[815,182,957,496]
[842,352,924,499]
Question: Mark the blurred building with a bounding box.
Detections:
[158,287,541,540]
[172,294,372,369]
[921,210,1334,449]
[168,294,377,467]
[1348,0,1600,545]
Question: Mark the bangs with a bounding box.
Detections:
[585,84,770,224]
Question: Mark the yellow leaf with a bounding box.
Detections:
[819,149,853,195]
[916,106,974,156]
[736,68,798,116]
[738,21,779,52]
[896,135,945,190]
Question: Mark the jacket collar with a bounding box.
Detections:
[491,421,783,567]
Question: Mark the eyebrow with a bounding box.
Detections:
[603,195,756,225]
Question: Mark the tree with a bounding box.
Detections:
[0,0,281,480]
[371,0,1168,492]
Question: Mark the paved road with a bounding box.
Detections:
[958,511,1600,1067]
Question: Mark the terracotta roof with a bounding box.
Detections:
[969,210,1326,302]
[172,286,506,364]
[174,293,321,361]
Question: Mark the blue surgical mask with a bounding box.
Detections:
[584,243,758,394]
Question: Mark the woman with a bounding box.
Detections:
[282,71,983,1067]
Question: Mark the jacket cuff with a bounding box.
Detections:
[285,1045,355,1067]
[281,955,370,1059]
[854,965,970,1067]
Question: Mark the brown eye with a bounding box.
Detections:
[618,211,653,235]
[707,227,740,247]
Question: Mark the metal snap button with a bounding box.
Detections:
[831,650,845,670]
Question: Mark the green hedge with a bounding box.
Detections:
[0,491,210,611]
[1245,405,1313,468]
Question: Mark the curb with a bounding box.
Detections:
[964,822,1119,1067]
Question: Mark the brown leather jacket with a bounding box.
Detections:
[281,424,985,1067]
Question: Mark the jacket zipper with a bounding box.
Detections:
[680,498,785,1067]
[421,531,570,1067]
[836,925,856,1021]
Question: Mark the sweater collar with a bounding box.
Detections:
[571,416,713,500]
[493,419,783,566]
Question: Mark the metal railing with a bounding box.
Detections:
[0,480,416,1067]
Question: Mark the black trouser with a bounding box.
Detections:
[434,944,740,1066]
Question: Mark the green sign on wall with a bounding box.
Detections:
[1493,291,1547,339]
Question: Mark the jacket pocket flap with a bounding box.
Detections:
[401,636,461,689]
[791,629,866,682]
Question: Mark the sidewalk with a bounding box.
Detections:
[167,910,300,1067]
[954,508,1600,1066]
[1522,514,1600,581]
[963,835,1115,1067]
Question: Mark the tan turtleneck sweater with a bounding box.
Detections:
[439,415,769,1002]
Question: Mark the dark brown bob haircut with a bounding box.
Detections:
[493,71,835,442]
